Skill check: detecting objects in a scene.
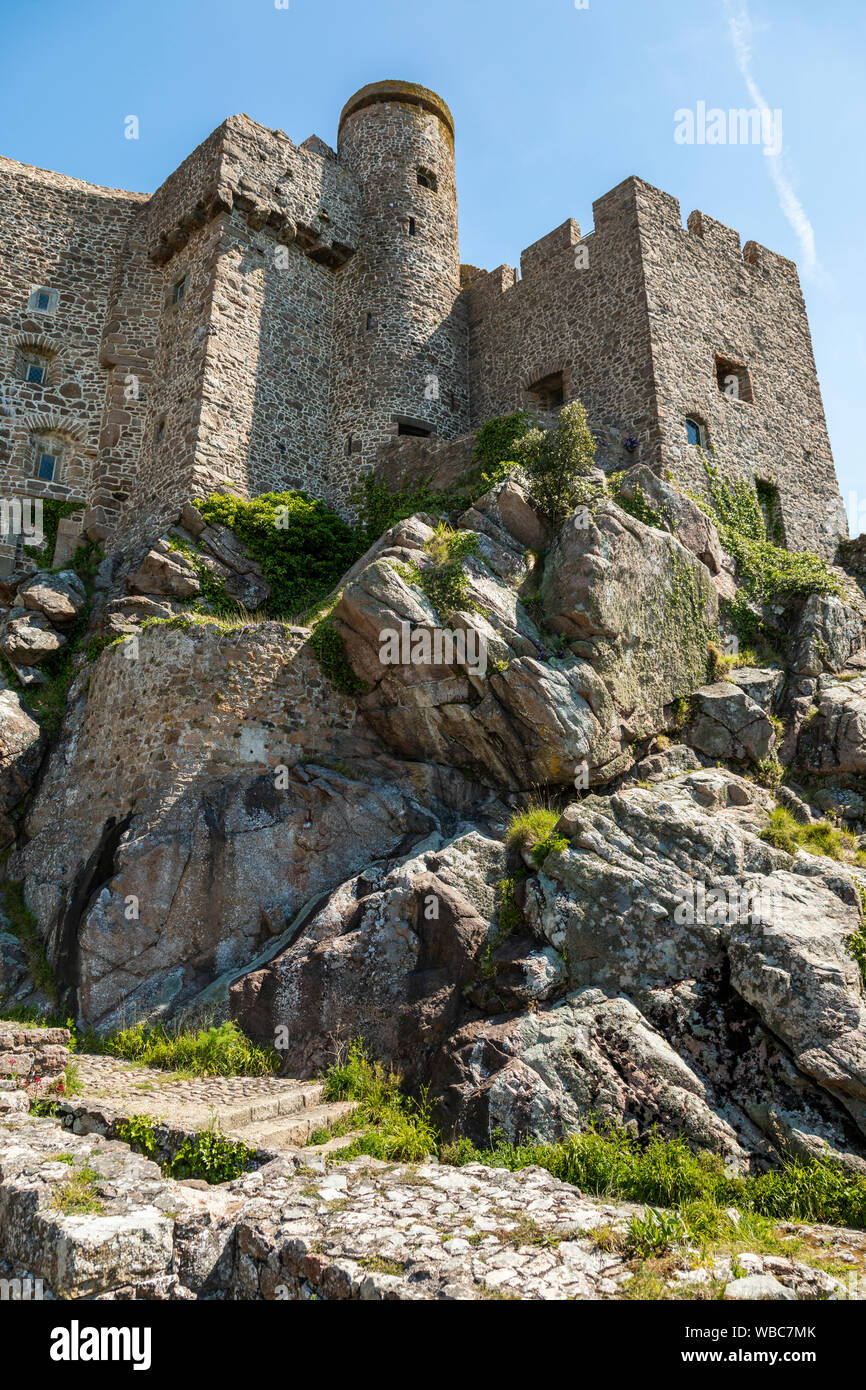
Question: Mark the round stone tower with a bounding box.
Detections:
[329,81,469,501]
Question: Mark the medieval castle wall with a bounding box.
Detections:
[0,81,847,563]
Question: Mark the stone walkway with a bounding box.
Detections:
[68,1053,360,1153]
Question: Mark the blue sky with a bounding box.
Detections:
[2,0,863,532]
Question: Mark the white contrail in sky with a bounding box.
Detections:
[723,0,821,279]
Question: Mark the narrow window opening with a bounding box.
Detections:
[28,287,58,313]
[155,418,166,447]
[172,276,188,305]
[396,418,432,438]
[685,417,705,448]
[408,217,416,236]
[365,312,376,331]
[37,453,56,481]
[715,355,753,403]
[528,371,565,412]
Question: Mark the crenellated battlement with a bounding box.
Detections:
[0,83,846,561]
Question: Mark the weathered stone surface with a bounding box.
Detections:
[231,832,503,1078]
[0,613,65,666]
[0,688,45,843]
[688,681,776,762]
[1,1114,858,1301]
[724,1273,797,1301]
[727,665,785,713]
[460,475,549,553]
[18,570,87,624]
[617,464,725,574]
[791,594,864,676]
[795,676,866,774]
[127,546,200,599]
[0,1025,70,1085]
[540,500,718,737]
[333,534,624,789]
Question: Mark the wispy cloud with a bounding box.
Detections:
[723,0,824,282]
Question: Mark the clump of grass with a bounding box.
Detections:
[321,1040,437,1163]
[441,1121,866,1230]
[398,522,482,620]
[505,806,567,865]
[83,1019,279,1078]
[53,1164,103,1215]
[761,806,859,862]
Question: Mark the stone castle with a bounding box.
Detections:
[0,79,848,564]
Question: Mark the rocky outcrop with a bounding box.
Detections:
[231,831,503,1077]
[231,764,866,1169]
[127,541,201,599]
[791,594,865,676]
[18,570,87,624]
[687,681,777,762]
[0,612,66,666]
[334,495,715,789]
[795,676,866,774]
[0,689,45,846]
[540,500,718,737]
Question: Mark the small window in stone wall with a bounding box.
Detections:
[396,418,432,438]
[155,418,166,447]
[171,276,189,305]
[17,352,51,384]
[685,417,706,447]
[365,313,376,331]
[37,452,57,481]
[408,217,417,236]
[417,168,438,192]
[528,372,565,412]
[28,287,59,314]
[716,356,753,403]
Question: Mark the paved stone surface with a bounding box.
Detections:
[1,1112,862,1301]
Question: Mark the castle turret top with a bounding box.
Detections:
[338,81,455,139]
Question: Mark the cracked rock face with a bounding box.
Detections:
[795,675,866,774]
[334,495,715,789]
[232,767,866,1169]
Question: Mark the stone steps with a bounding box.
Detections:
[241,1100,358,1150]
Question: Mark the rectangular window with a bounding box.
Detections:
[26,363,45,384]
[365,313,375,331]
[28,287,58,313]
[408,218,416,236]
[172,276,188,304]
[37,453,56,481]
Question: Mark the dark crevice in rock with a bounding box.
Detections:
[53,812,132,1014]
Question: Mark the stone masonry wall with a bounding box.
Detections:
[465,179,658,475]
[330,83,469,500]
[0,156,147,524]
[0,94,848,558]
[635,181,845,558]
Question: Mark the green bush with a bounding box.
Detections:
[165,1123,253,1183]
[474,410,533,470]
[398,522,481,620]
[194,491,363,619]
[512,400,597,522]
[350,472,469,543]
[307,616,368,696]
[505,806,563,864]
